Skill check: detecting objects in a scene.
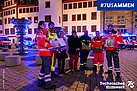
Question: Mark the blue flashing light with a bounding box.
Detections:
[30,42,33,45]
[25,42,29,45]
[125,33,129,35]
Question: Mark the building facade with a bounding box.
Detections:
[100,11,137,35]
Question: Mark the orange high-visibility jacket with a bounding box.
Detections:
[36,29,51,56]
[91,36,104,49]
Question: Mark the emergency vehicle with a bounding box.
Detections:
[0,34,12,49]
[15,35,35,48]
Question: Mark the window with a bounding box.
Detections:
[34,17,38,23]
[8,1,10,6]
[59,16,61,23]
[30,8,33,12]
[83,2,87,8]
[118,16,121,23]
[10,28,15,34]
[6,11,8,15]
[124,29,127,33]
[4,12,5,16]
[82,26,86,32]
[72,26,76,31]
[63,26,68,33]
[135,15,137,22]
[5,29,9,35]
[110,16,113,24]
[91,25,96,32]
[121,29,123,33]
[5,18,7,24]
[0,30,2,34]
[88,1,92,7]
[78,2,82,8]
[8,18,10,24]
[77,14,81,21]
[45,15,51,22]
[121,16,125,23]
[11,10,12,14]
[1,13,2,17]
[69,3,72,9]
[63,14,68,21]
[73,3,77,9]
[13,9,15,14]
[28,17,31,20]
[6,2,7,6]
[82,14,86,20]
[94,1,97,7]
[34,28,37,34]
[0,20,2,25]
[37,7,39,12]
[21,17,25,19]
[77,26,81,32]
[26,8,29,13]
[64,4,67,10]
[45,1,50,8]
[8,11,10,15]
[91,12,97,20]
[106,16,109,23]
[34,7,36,12]
[28,28,32,34]
[72,15,76,21]
[19,9,22,13]
[23,8,25,13]
[11,1,12,5]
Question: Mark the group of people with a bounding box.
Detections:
[36,20,122,90]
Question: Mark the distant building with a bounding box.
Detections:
[100,11,137,35]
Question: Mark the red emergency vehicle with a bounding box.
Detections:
[0,35,12,49]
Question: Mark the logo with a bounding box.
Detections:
[126,81,134,88]
[97,0,137,10]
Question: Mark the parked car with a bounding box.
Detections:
[0,34,12,49]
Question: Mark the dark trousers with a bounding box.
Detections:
[106,50,120,73]
[39,56,51,88]
[58,59,65,72]
[80,51,89,67]
[70,55,79,70]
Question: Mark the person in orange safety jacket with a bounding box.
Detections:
[36,21,56,90]
[103,24,121,78]
[91,31,104,73]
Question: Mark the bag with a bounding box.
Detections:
[81,45,91,51]
[92,48,103,53]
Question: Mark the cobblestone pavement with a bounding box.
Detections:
[0,49,137,91]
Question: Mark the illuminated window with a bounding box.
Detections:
[77,14,81,21]
[91,12,97,20]
[91,25,96,32]
[78,2,82,8]
[72,26,76,31]
[64,4,67,10]
[94,1,97,7]
[63,14,68,21]
[88,1,92,7]
[77,26,81,32]
[83,2,87,8]
[72,15,76,21]
[121,16,125,23]
[34,17,38,23]
[118,16,121,24]
[82,14,86,20]
[73,3,77,9]
[110,16,113,24]
[69,3,72,9]
[106,16,109,23]
[82,26,86,32]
